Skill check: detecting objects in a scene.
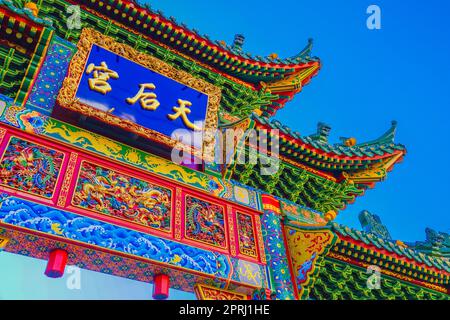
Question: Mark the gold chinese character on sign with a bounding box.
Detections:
[126,83,161,111]
[167,99,201,131]
[85,61,119,94]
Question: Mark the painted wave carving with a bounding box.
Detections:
[0,193,231,278]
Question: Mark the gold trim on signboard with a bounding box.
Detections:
[57,28,221,161]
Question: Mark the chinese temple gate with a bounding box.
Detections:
[0,0,448,300]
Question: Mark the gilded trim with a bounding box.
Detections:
[262,204,281,215]
[174,187,183,241]
[57,28,221,161]
[255,216,266,264]
[0,128,6,144]
[0,235,9,249]
[57,152,78,207]
[228,207,237,256]
[194,284,248,300]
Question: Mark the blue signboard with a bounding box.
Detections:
[75,45,209,137]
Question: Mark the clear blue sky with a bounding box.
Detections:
[1,0,449,299]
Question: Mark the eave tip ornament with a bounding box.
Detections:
[24,2,39,17]
[340,137,357,147]
[325,210,338,222]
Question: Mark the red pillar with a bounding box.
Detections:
[153,274,170,300]
[45,249,68,278]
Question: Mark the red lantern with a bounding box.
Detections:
[153,274,170,300]
[45,249,68,278]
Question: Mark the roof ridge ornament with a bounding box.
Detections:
[407,228,450,259]
[355,120,398,148]
[358,210,392,240]
[232,34,245,52]
[308,122,331,144]
[339,137,357,147]
[293,38,314,62]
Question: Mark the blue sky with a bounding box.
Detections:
[1,0,449,299]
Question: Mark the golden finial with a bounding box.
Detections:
[253,109,263,116]
[396,240,408,248]
[268,53,278,60]
[344,137,357,147]
[24,2,39,17]
[325,210,337,222]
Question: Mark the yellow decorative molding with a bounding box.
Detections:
[194,284,248,300]
[57,153,78,207]
[24,2,39,17]
[324,210,337,222]
[266,64,319,94]
[344,138,357,147]
[262,204,281,215]
[0,128,6,144]
[227,207,237,257]
[0,236,9,250]
[174,187,183,241]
